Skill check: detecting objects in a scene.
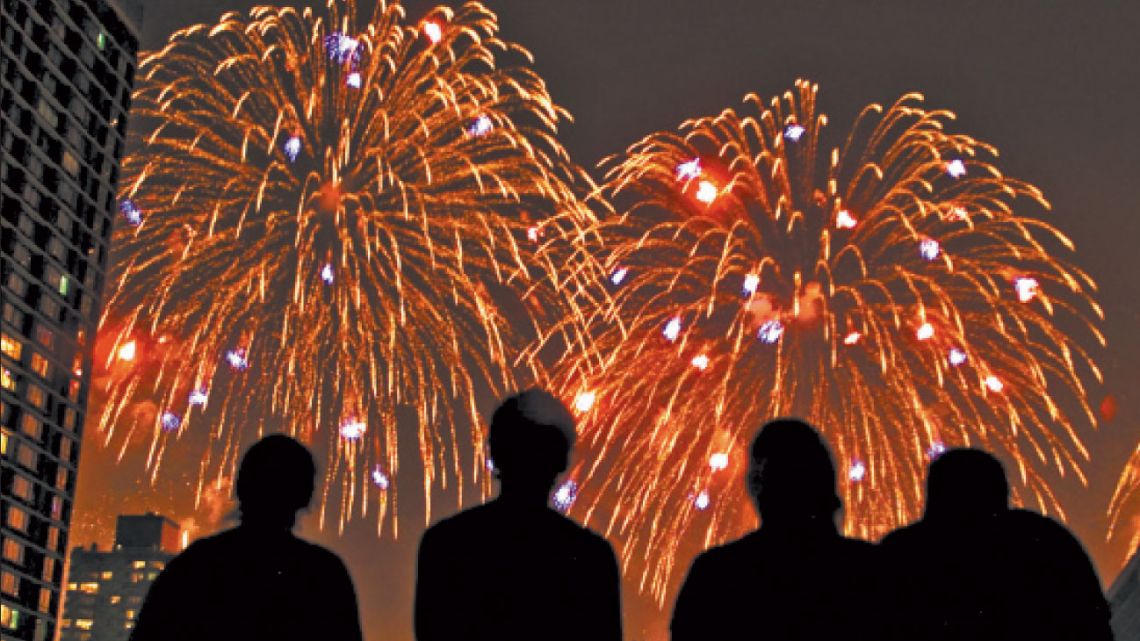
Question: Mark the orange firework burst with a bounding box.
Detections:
[542,80,1104,599]
[99,0,595,533]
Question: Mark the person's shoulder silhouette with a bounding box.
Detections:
[130,434,363,641]
[880,448,1112,641]
[671,418,878,641]
[414,389,621,641]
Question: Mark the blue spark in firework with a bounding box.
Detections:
[371,465,390,490]
[743,273,760,296]
[919,238,941,261]
[784,123,806,142]
[757,320,784,344]
[188,389,209,406]
[610,267,628,286]
[663,316,683,342]
[160,411,181,432]
[320,263,334,284]
[948,348,968,366]
[927,442,947,459]
[119,199,143,226]
[675,158,702,181]
[466,115,493,137]
[693,490,711,511]
[946,159,967,179]
[323,32,359,64]
[848,460,867,482]
[346,71,361,88]
[225,349,249,371]
[283,136,302,163]
[552,480,578,512]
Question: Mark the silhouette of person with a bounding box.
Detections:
[880,448,1113,641]
[414,388,622,641]
[671,418,879,641]
[130,434,363,641]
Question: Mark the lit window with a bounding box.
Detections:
[67,583,78,591]
[97,33,106,50]
[1,604,20,629]
[109,595,121,604]
[1,540,22,564]
[48,528,61,551]
[20,414,41,439]
[42,558,55,582]
[131,560,145,569]
[79,582,99,595]
[76,618,94,630]
[34,325,55,348]
[7,506,29,531]
[1,571,19,595]
[126,609,136,620]
[38,587,52,613]
[100,571,112,580]
[0,368,13,391]
[0,430,8,455]
[59,275,70,297]
[11,475,33,501]
[31,352,50,378]
[17,444,38,469]
[62,151,80,176]
[26,384,46,409]
[0,334,21,359]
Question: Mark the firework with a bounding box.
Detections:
[99,0,594,534]
[543,80,1103,599]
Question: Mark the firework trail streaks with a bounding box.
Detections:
[99,0,595,534]
[541,80,1104,599]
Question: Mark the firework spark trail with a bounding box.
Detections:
[98,0,598,534]
[538,80,1104,600]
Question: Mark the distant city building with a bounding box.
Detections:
[59,514,179,641]
[1,0,142,639]
[1111,548,1140,641]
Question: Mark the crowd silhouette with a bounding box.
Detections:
[130,390,1114,641]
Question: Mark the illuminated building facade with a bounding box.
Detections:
[1110,549,1140,641]
[1,0,141,639]
[59,514,178,641]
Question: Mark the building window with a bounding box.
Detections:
[1,368,14,391]
[55,467,69,490]
[48,527,61,551]
[0,429,9,455]
[0,604,20,629]
[11,475,34,501]
[62,150,80,176]
[7,506,29,531]
[131,560,145,569]
[42,557,55,583]
[59,437,74,462]
[99,571,112,580]
[79,582,98,595]
[1,571,19,595]
[30,352,50,379]
[59,274,70,297]
[38,587,52,613]
[51,495,64,519]
[26,383,47,409]
[17,444,39,470]
[75,618,94,630]
[21,413,41,440]
[33,324,55,348]
[109,595,121,605]
[2,334,25,361]
[1,540,23,564]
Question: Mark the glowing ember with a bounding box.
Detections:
[573,390,596,414]
[1014,276,1039,303]
[844,331,861,345]
[916,323,935,341]
[708,452,729,471]
[423,20,443,44]
[117,340,137,362]
[985,375,1004,393]
[371,466,390,489]
[339,419,367,440]
[695,180,718,204]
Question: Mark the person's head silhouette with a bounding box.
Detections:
[746,418,841,526]
[234,434,316,529]
[488,388,576,505]
[924,448,1009,522]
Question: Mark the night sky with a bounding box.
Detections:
[72,2,1140,640]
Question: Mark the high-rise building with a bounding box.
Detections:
[1111,548,1140,641]
[59,514,178,641]
[1,0,142,639]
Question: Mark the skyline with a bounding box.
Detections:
[66,2,1140,641]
